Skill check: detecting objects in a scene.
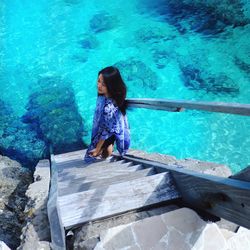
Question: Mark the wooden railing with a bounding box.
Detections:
[124,98,250,228]
[113,153,250,229]
[126,98,250,116]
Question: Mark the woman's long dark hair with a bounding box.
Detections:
[98,66,127,115]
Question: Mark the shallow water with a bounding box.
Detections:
[0,0,250,172]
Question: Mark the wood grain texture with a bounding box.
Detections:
[127,98,250,116]
[54,149,87,163]
[57,163,143,183]
[58,172,180,229]
[58,166,142,185]
[58,167,156,196]
[58,163,143,188]
[171,171,250,229]
[57,159,126,174]
[47,155,66,250]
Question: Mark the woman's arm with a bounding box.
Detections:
[90,100,117,157]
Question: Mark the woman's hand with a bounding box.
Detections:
[89,148,101,157]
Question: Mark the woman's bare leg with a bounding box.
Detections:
[102,144,113,158]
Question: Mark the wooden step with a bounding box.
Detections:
[57,161,141,177]
[56,157,119,172]
[57,159,127,174]
[54,149,87,163]
[58,167,156,196]
[57,162,143,182]
[58,162,143,181]
[58,172,181,229]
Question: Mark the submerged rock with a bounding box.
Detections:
[234,56,250,75]
[152,48,172,69]
[184,0,250,27]
[0,100,46,168]
[180,65,239,95]
[114,59,159,90]
[135,26,174,44]
[206,75,240,94]
[78,33,99,50]
[138,0,250,36]
[89,11,118,33]
[180,65,206,89]
[71,54,88,64]
[0,100,15,133]
[22,76,85,154]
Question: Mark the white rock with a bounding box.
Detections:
[226,227,250,250]
[18,160,51,250]
[161,207,206,235]
[192,223,227,250]
[95,208,211,250]
[237,226,250,234]
[0,241,11,250]
[220,229,235,240]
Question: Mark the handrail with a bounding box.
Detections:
[126,98,250,116]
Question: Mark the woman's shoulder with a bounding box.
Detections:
[103,97,119,115]
[104,97,117,107]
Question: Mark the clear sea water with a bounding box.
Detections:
[1,0,250,173]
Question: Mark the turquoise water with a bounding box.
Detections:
[1,0,250,172]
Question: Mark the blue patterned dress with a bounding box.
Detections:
[84,95,130,163]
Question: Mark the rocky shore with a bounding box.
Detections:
[0,155,32,249]
[17,160,51,250]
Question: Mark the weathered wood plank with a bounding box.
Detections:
[118,154,250,229]
[56,159,126,174]
[171,171,250,228]
[55,158,119,171]
[58,163,144,186]
[127,98,250,116]
[58,172,180,229]
[58,167,156,196]
[54,149,86,163]
[47,155,66,250]
[230,166,250,182]
[57,163,142,182]
[128,103,179,112]
[57,159,127,171]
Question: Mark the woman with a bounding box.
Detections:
[84,66,130,163]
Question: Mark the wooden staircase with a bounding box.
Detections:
[48,149,181,249]
[56,150,180,228]
[47,149,250,250]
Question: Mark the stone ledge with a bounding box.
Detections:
[18,160,51,250]
[94,208,250,250]
[127,149,232,177]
